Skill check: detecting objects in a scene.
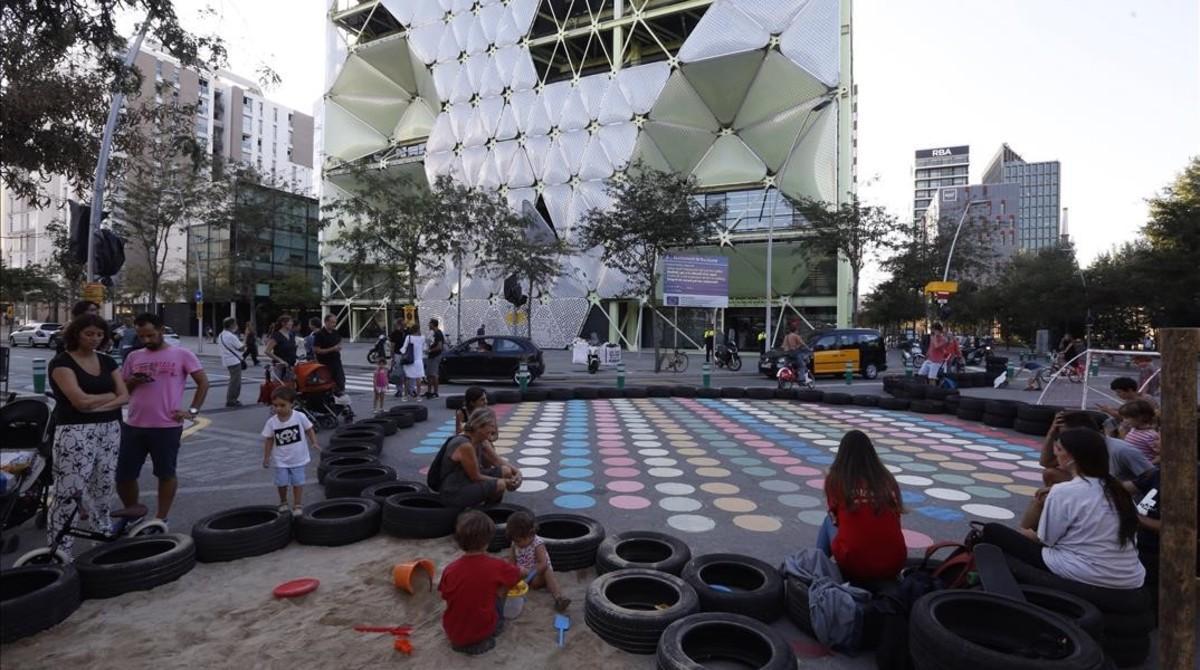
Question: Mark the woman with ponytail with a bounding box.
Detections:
[981,428,1144,589]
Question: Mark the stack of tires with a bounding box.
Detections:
[192,506,293,562]
[0,564,81,642]
[481,503,532,553]
[984,356,1008,380]
[536,513,605,571]
[982,400,1022,429]
[1013,404,1060,436]
[957,396,986,422]
[584,569,699,654]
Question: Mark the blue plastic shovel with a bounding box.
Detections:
[554,614,570,647]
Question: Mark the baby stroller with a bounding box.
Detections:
[294,361,354,431]
[0,394,55,555]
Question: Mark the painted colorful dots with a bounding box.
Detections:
[610,495,652,510]
[714,497,758,513]
[925,488,971,501]
[517,480,549,493]
[668,514,716,533]
[606,480,644,493]
[604,467,640,478]
[554,494,595,509]
[695,467,732,478]
[760,479,801,493]
[785,465,822,477]
[962,503,1015,520]
[648,467,684,478]
[660,497,703,512]
[902,528,934,549]
[700,482,740,495]
[556,480,595,493]
[733,515,783,532]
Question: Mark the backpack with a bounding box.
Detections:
[424,434,459,491]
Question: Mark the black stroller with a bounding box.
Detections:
[0,394,55,555]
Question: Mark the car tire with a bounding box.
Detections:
[1018,585,1104,641]
[647,386,672,398]
[908,590,1106,670]
[984,400,1022,418]
[191,505,292,563]
[878,397,910,411]
[745,387,774,400]
[624,386,649,398]
[445,395,465,410]
[492,389,522,404]
[294,498,381,546]
[75,534,197,600]
[572,386,599,400]
[317,454,380,484]
[905,383,929,400]
[695,387,721,398]
[0,564,81,642]
[863,363,880,380]
[323,464,397,499]
[381,493,459,539]
[480,502,533,553]
[1018,405,1061,423]
[536,513,606,572]
[957,408,984,421]
[596,530,692,576]
[320,442,380,460]
[681,553,784,622]
[719,387,746,399]
[823,392,853,405]
[1005,556,1154,624]
[584,568,700,655]
[958,396,986,411]
[852,395,880,407]
[329,427,383,449]
[671,385,697,398]
[548,388,575,401]
[388,402,429,422]
[354,417,397,436]
[598,387,622,399]
[361,480,428,507]
[774,387,799,400]
[521,388,549,401]
[657,612,796,670]
[1101,632,1151,668]
[926,387,954,400]
[982,412,1015,428]
[1013,418,1052,436]
[911,399,945,414]
[796,389,825,403]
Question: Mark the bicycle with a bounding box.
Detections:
[659,349,689,373]
[1035,359,1083,386]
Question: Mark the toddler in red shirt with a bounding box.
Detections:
[439,510,521,654]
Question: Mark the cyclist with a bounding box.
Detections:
[782,322,808,378]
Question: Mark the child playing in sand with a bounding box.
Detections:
[439,510,522,655]
[505,511,570,612]
[261,386,320,514]
[1118,399,1160,463]
[372,358,389,413]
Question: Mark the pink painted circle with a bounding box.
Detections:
[769,456,802,466]
[746,440,775,448]
[805,478,825,490]
[610,495,652,510]
[929,444,962,453]
[786,466,822,477]
[598,440,626,448]
[982,461,1019,471]
[957,452,989,461]
[606,480,644,493]
[902,528,934,549]
[1012,471,1044,482]
[604,467,640,478]
[602,457,636,467]
[757,448,788,456]
[418,465,429,476]
[599,448,629,456]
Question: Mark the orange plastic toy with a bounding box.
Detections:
[392,559,436,594]
[393,638,413,654]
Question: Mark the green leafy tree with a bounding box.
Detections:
[578,162,724,370]
[476,213,573,339]
[1139,156,1200,326]
[268,271,322,313]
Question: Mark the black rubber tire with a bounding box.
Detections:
[75,534,197,600]
[1005,557,1154,621]
[695,387,721,398]
[492,389,522,404]
[905,383,929,400]
[911,399,946,414]
[0,564,81,642]
[354,417,397,436]
[584,568,700,655]
[595,530,692,576]
[624,387,649,398]
[926,387,954,400]
[191,505,293,563]
[1101,608,1157,637]
[774,387,799,400]
[334,422,383,438]
[323,464,397,499]
[719,387,746,399]
[329,428,383,449]
[319,442,380,460]
[1018,405,1061,423]
[908,590,1106,670]
[796,389,825,403]
[1013,418,1052,436]
[958,408,984,421]
[745,387,774,400]
[294,498,381,546]
[783,574,813,634]
[681,553,784,622]
[597,387,622,399]
[656,612,796,670]
[879,397,911,411]
[852,394,879,407]
[984,400,1021,418]
[671,385,697,398]
[386,411,415,429]
[536,513,606,572]
[480,502,533,553]
[381,493,459,539]
[647,386,672,398]
[445,395,465,410]
[1100,632,1151,668]
[1018,585,1104,641]
[958,396,987,411]
[548,388,575,401]
[521,388,549,402]
[823,392,852,405]
[360,480,428,507]
[982,412,1015,428]
[317,454,380,484]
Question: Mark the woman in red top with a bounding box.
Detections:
[818,430,907,582]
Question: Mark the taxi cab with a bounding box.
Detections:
[759,328,888,380]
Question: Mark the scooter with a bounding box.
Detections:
[775,352,815,390]
[964,343,992,366]
[14,496,168,566]
[586,344,600,374]
[901,340,926,368]
[366,333,388,365]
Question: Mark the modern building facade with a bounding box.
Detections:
[913,145,969,226]
[923,182,1019,277]
[982,143,1061,251]
[322,0,856,349]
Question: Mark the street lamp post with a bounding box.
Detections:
[942,200,991,282]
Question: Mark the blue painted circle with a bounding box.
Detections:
[555,480,595,493]
[557,468,593,479]
[901,490,926,504]
[916,506,965,521]
[419,438,446,447]
[742,466,777,477]
[562,440,589,448]
[810,455,835,465]
[560,458,592,467]
[561,448,590,457]
[903,463,938,473]
[731,457,763,466]
[410,446,439,454]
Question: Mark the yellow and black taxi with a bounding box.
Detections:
[759,328,888,380]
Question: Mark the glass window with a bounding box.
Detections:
[812,335,837,351]
[494,338,523,353]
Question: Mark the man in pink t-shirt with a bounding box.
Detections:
[117,313,209,526]
[918,323,950,385]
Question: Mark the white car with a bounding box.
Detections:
[8,323,62,347]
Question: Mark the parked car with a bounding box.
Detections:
[759,328,887,380]
[111,324,180,346]
[439,336,545,385]
[8,323,62,347]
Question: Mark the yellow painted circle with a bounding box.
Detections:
[714,497,758,513]
[733,514,783,532]
[700,482,740,495]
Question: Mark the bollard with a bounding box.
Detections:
[844,361,853,385]
[1088,358,1100,378]
[616,361,625,389]
[32,357,47,394]
[517,360,530,392]
[904,357,913,378]
[1006,363,1016,382]
[702,362,711,388]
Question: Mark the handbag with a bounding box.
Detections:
[221,334,248,370]
[399,337,415,366]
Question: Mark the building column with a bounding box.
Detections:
[607,300,620,346]
[624,300,640,352]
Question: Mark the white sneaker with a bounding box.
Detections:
[278,503,290,513]
[293,505,304,516]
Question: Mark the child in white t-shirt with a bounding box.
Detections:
[261,386,320,514]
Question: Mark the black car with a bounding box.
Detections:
[439,336,545,385]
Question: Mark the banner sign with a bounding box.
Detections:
[663,255,729,308]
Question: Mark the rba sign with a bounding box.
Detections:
[931,148,954,156]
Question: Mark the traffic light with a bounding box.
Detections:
[68,201,91,265]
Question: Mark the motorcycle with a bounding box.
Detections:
[775,351,815,390]
[586,344,600,374]
[714,343,742,371]
[900,340,926,368]
[366,333,388,365]
[964,343,992,366]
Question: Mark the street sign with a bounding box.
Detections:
[663,255,729,308]
[924,280,958,295]
[194,289,203,302]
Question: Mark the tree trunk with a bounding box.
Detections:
[527,276,534,341]
[651,299,661,373]
[849,263,860,326]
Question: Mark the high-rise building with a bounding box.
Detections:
[923,183,1020,277]
[982,143,1061,250]
[323,0,856,348]
[913,145,969,224]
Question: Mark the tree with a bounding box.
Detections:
[579,162,724,370]
[791,195,897,325]
[1139,156,1200,326]
[268,271,321,313]
[1,1,225,203]
[476,212,573,339]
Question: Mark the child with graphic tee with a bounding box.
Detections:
[261,386,320,514]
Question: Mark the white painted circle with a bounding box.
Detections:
[925,487,971,501]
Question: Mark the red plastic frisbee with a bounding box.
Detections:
[273,578,319,598]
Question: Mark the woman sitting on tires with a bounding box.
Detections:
[438,408,521,509]
[47,314,130,558]
[981,428,1145,589]
[818,430,906,583]
[454,386,488,435]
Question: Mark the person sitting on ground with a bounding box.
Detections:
[1118,400,1159,463]
[455,386,489,435]
[437,408,521,509]
[439,510,522,655]
[981,428,1145,590]
[505,511,570,612]
[818,430,906,583]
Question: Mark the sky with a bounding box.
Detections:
[170,0,1198,286]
